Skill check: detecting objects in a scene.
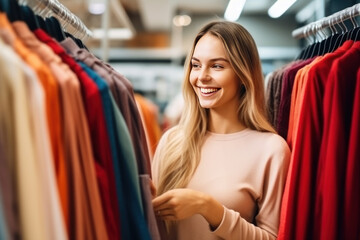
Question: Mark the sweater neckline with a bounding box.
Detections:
[206,128,252,141]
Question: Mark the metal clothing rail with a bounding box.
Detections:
[19,0,92,40]
[292,3,360,39]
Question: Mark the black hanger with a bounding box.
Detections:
[45,16,66,41]
[308,41,323,58]
[19,5,40,30]
[350,27,360,41]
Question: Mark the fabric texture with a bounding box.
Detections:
[276,58,314,139]
[12,21,69,235]
[316,41,360,240]
[278,40,353,240]
[0,14,53,240]
[79,62,151,240]
[34,29,108,240]
[344,67,360,240]
[60,38,151,177]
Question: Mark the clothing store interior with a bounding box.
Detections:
[0,0,359,239]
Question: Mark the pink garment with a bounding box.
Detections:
[153,128,290,240]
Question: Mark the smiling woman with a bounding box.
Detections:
[189,34,242,119]
[151,21,290,240]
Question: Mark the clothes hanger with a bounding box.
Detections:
[323,16,342,54]
[347,7,360,42]
[334,14,350,48]
[63,13,88,49]
[303,25,319,59]
[329,15,347,53]
[296,26,313,60]
[309,24,327,58]
[319,19,336,55]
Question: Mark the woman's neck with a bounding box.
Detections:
[207,109,246,134]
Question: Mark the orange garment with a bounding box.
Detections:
[286,56,323,149]
[11,21,69,232]
[134,94,162,160]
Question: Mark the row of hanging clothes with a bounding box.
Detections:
[265,3,360,240]
[0,0,161,240]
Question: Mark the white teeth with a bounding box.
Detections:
[200,88,219,94]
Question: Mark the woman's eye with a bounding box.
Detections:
[192,63,200,68]
[213,64,224,69]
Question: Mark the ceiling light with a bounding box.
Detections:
[224,0,246,22]
[295,1,315,23]
[92,28,133,40]
[173,15,192,27]
[88,2,106,15]
[268,0,297,18]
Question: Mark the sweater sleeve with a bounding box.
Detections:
[213,136,291,240]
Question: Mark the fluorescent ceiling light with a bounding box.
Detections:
[295,1,315,23]
[224,0,246,22]
[268,0,296,18]
[92,28,133,40]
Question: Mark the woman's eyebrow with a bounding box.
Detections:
[191,57,229,62]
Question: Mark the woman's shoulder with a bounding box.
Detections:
[156,125,181,149]
[159,126,178,140]
[247,129,291,157]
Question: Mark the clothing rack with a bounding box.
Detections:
[292,3,360,39]
[18,0,92,40]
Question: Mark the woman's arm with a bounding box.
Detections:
[152,188,224,228]
[152,188,277,239]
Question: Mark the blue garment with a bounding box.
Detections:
[79,62,150,240]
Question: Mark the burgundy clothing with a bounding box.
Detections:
[276,58,315,139]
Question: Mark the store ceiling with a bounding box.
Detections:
[61,0,311,33]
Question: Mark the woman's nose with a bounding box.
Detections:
[198,68,211,81]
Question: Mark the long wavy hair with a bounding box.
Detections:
[154,20,275,197]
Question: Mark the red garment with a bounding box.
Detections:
[344,67,360,240]
[317,41,360,240]
[33,29,119,240]
[278,41,353,240]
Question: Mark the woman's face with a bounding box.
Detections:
[189,33,241,112]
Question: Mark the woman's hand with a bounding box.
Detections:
[152,188,224,229]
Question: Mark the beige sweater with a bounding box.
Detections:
[152,128,290,240]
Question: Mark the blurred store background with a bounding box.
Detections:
[59,0,359,128]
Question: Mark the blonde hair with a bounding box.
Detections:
[155,21,275,197]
